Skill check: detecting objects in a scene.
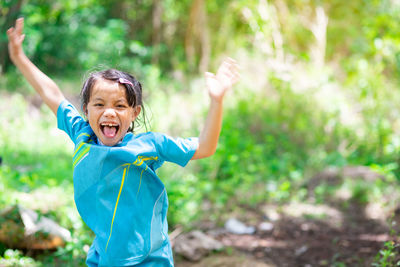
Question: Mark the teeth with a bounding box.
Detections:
[101,123,117,127]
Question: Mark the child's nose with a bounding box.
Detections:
[104,108,117,117]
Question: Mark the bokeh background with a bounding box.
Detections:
[1,0,400,266]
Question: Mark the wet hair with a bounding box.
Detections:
[80,69,147,132]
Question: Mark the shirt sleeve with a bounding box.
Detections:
[154,133,199,167]
[57,100,88,144]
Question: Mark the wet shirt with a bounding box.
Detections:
[57,100,198,266]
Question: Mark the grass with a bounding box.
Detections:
[0,92,90,266]
[2,67,400,265]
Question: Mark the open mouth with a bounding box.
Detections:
[100,122,120,139]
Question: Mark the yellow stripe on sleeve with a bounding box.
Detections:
[72,142,85,158]
[73,146,90,167]
[78,133,91,138]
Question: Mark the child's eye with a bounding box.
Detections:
[94,103,104,107]
[117,104,127,108]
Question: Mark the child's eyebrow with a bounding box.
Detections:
[115,98,128,103]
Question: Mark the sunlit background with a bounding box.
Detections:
[1,0,400,266]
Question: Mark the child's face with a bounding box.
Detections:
[85,78,141,146]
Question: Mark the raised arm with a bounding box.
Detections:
[191,58,240,160]
[7,18,65,115]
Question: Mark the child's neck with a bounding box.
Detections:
[97,136,123,146]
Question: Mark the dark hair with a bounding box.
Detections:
[80,69,147,132]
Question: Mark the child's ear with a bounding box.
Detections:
[83,104,88,117]
[132,105,141,120]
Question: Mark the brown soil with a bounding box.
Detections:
[175,200,400,267]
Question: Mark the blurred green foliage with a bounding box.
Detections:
[2,0,400,265]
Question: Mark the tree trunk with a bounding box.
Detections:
[298,5,329,68]
[152,0,163,64]
[198,0,209,73]
[0,0,24,74]
[185,0,210,72]
[310,6,328,68]
[185,0,201,70]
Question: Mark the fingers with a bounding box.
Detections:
[6,18,24,37]
[205,58,240,93]
[6,18,25,45]
[217,58,240,82]
[6,27,14,37]
[204,72,217,87]
[222,57,239,70]
[15,17,24,36]
[6,28,17,43]
[218,58,240,75]
[204,72,216,78]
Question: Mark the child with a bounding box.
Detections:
[7,18,239,266]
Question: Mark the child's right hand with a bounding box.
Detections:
[7,18,26,61]
[6,17,65,116]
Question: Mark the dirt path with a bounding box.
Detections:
[175,200,398,267]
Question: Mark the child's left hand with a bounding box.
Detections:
[205,58,240,102]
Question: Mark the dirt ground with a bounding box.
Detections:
[175,167,400,266]
[175,200,400,267]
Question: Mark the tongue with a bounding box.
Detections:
[103,126,117,138]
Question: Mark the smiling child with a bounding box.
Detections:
[7,18,240,266]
